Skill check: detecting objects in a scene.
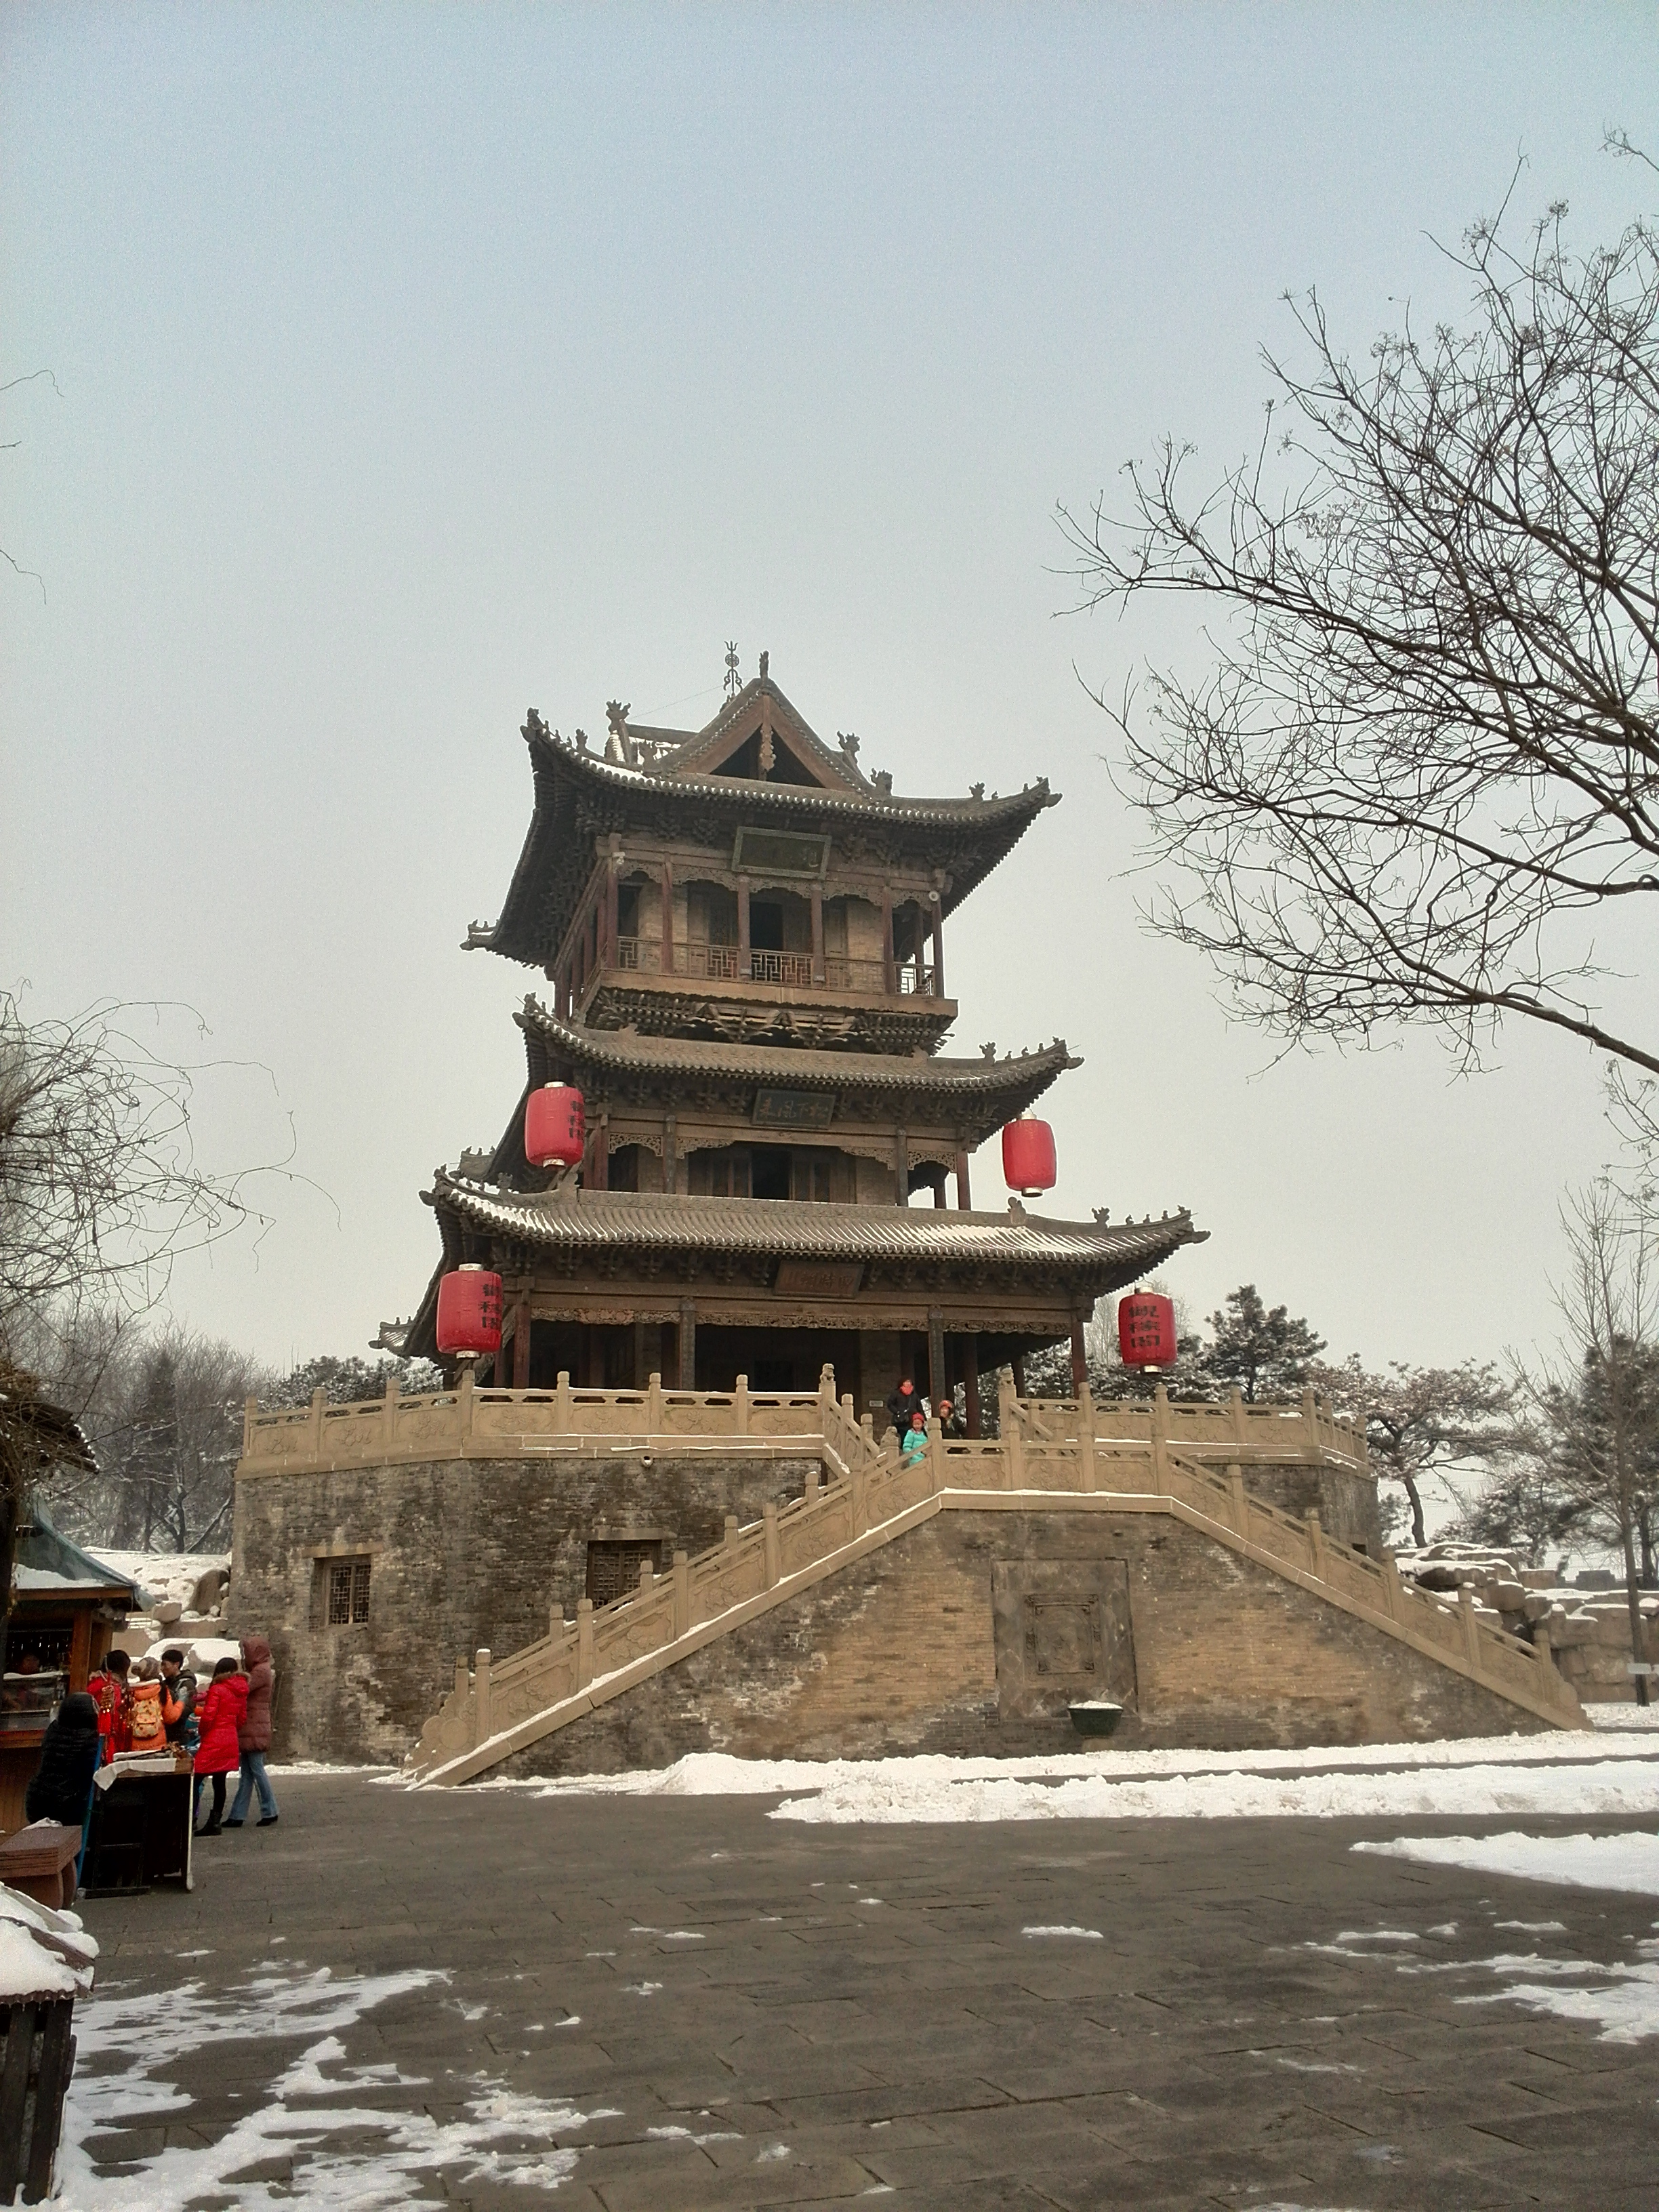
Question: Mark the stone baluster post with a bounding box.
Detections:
[1458,1584,1483,1669]
[735,1374,751,1435]
[762,1503,781,1588]
[575,1599,594,1689]
[673,1551,690,1637]
[473,1649,492,1746]
[1305,1509,1324,1578]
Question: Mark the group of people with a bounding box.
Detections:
[23,1634,280,1846]
[886,1374,967,1466]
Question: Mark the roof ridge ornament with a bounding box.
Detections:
[724,642,741,699]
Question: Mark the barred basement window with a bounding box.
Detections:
[327,1557,371,1626]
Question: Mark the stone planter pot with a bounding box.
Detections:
[1067,1701,1123,1739]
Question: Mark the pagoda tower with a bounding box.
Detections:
[397,660,1202,1431]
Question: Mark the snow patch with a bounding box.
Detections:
[1353,1830,1659,1897]
[58,1959,621,2209]
[1023,1925,1103,1940]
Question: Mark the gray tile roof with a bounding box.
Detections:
[518,1002,1079,1097]
[427,1170,1203,1271]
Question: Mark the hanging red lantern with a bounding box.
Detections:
[436,1265,502,1356]
[525,1084,586,1170]
[1000,1116,1057,1197]
[1118,1292,1176,1368]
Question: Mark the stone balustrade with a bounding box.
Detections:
[239,1370,1368,1478]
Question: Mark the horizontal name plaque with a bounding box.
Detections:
[731,826,831,878]
[773,1260,865,1298]
[752,1088,837,1128]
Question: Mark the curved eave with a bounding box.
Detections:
[422,1172,1202,1279]
[489,731,1059,970]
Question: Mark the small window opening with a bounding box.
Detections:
[326,1557,371,1626]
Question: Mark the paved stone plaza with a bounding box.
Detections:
[66,1774,1659,2209]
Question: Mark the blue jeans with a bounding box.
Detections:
[229,1750,278,1823]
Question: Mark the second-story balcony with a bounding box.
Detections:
[575,934,954,1049]
[613,937,941,997]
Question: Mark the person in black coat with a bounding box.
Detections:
[25,1691,102,1828]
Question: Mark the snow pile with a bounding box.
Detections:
[58,1955,621,2209]
[91,1551,228,1616]
[766,1757,1659,1825]
[493,1731,1659,1825]
[0,1879,98,1998]
[1354,1830,1659,1897]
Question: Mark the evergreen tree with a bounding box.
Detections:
[1198,1286,1326,1403]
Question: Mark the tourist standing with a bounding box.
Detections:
[900,1409,930,1467]
[159,1647,199,1754]
[886,1376,918,1437]
[24,1691,101,1833]
[192,1656,247,1837]
[86,1648,133,1761]
[226,1635,280,1829]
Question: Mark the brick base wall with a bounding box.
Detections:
[493,1508,1547,1780]
[230,1452,817,1761]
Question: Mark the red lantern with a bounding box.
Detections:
[1000,1117,1057,1197]
[1118,1292,1176,1368]
[525,1084,586,1170]
[436,1265,502,1356]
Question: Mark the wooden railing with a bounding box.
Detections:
[405,1389,1578,1784]
[239,1373,1367,1477]
[605,937,943,1000]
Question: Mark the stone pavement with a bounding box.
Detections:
[70,1774,1659,2209]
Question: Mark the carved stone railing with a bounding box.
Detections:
[239,1371,834,1477]
[407,1399,1580,1786]
[240,1372,1368,1481]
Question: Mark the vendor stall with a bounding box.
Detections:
[0,1508,142,1838]
[81,1749,194,1895]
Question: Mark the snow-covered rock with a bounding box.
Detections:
[0,1879,98,1999]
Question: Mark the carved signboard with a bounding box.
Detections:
[752,1088,838,1128]
[731,827,831,878]
[773,1260,865,1298]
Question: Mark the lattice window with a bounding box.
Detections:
[326,1557,371,1626]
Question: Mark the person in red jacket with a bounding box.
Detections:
[192,1656,248,1837]
[87,1649,133,1761]
[225,1635,279,1830]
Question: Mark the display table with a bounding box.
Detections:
[81,1751,194,1896]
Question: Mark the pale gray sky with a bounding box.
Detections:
[3,5,1654,1375]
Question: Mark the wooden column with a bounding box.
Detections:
[678,1299,697,1390]
[880,890,896,994]
[512,1298,531,1387]
[932,1170,947,1207]
[604,863,619,966]
[894,1125,909,1206]
[556,969,569,1019]
[1069,1314,1088,1397]
[810,882,825,983]
[737,877,751,976]
[962,1335,981,1439]
[955,1150,972,1209]
[931,900,945,997]
[927,1306,947,1414]
[663,1113,677,1194]
[1011,1353,1027,1397]
[592,1115,609,1189]
[661,859,675,972]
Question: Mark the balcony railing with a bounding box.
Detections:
[609,938,942,1000]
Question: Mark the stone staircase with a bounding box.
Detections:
[408,1391,1583,1785]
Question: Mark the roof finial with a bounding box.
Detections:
[724,642,741,699]
[759,649,769,680]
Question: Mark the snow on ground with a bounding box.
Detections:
[1587,1703,1659,1729]
[58,1957,621,2211]
[1354,1830,1659,1897]
[484,1732,1659,1825]
[1308,1908,1659,2045]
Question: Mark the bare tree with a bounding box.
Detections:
[0,991,276,1364]
[1063,146,1658,1099]
[0,990,283,1607]
[1534,1179,1659,1702]
[1310,1355,1517,1549]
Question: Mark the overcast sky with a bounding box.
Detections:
[3,5,1655,1378]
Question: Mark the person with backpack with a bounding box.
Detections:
[225,1635,279,1828]
[86,1647,133,1761]
[192,1656,248,1837]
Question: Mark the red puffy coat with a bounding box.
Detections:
[194,1674,248,1776]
